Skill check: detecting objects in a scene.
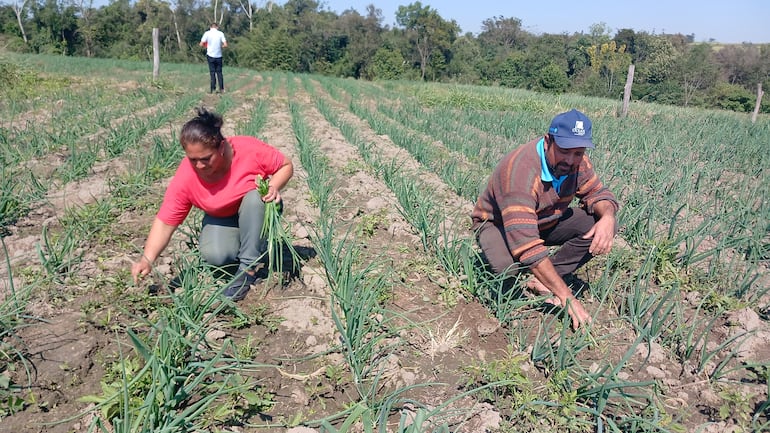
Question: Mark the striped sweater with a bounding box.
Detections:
[471,137,619,268]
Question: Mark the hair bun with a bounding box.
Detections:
[195,107,223,129]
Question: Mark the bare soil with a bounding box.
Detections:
[2,72,769,433]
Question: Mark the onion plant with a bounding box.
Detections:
[78,265,274,432]
[255,174,301,277]
[0,237,37,417]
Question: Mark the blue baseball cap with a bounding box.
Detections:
[548,109,595,149]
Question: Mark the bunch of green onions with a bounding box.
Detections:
[256,175,301,278]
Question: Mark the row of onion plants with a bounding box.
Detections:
[289,78,494,430]
[69,77,280,432]
[305,75,756,430]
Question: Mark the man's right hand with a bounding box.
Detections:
[563,296,592,329]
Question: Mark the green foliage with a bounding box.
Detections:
[3,54,770,432]
[79,275,275,432]
[367,47,406,81]
[1,0,768,112]
[716,386,753,426]
[674,43,720,107]
[357,210,388,238]
[0,243,35,418]
[0,374,28,418]
[256,175,302,277]
[395,1,460,80]
[0,56,70,98]
[36,225,82,282]
[534,62,570,93]
[463,349,532,400]
[0,167,28,234]
[497,52,527,88]
[708,82,757,112]
[585,40,632,96]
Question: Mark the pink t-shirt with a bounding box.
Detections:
[157,136,285,226]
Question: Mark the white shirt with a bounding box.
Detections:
[201,28,227,58]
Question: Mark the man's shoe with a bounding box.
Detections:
[222,271,258,301]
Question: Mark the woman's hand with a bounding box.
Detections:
[262,183,280,202]
[131,255,152,284]
[256,175,281,203]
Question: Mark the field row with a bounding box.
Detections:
[1,55,769,431]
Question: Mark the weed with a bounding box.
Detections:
[0,373,28,417]
[462,348,532,404]
[325,363,347,391]
[235,335,261,359]
[717,386,752,426]
[342,159,367,176]
[358,210,388,238]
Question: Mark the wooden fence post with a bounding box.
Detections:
[152,28,160,80]
[621,64,635,118]
[752,83,764,124]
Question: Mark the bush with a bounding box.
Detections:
[707,82,755,112]
[0,56,70,98]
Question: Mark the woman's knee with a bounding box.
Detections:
[240,189,266,213]
[199,241,238,266]
[199,221,240,266]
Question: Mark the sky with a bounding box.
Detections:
[316,0,770,44]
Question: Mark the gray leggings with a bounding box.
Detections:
[198,189,267,271]
[477,207,598,278]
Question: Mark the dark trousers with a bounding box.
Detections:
[206,55,224,92]
[477,207,597,278]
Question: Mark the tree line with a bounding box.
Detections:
[2,0,768,113]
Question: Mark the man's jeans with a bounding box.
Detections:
[206,55,224,92]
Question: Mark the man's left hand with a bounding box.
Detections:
[583,215,615,255]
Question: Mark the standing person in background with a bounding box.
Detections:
[471,109,619,330]
[200,22,228,94]
[131,107,293,301]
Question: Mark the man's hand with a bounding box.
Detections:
[531,260,593,330]
[563,296,592,329]
[583,214,615,255]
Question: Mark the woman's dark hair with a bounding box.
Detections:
[180,107,224,150]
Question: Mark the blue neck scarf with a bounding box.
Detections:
[537,137,567,194]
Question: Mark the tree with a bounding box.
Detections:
[89,0,142,58]
[522,34,570,89]
[535,62,569,93]
[714,44,770,92]
[395,1,458,80]
[366,46,406,80]
[73,0,96,56]
[497,51,526,88]
[29,0,79,54]
[235,6,299,70]
[477,15,528,52]
[9,0,28,43]
[674,43,718,106]
[331,5,385,78]
[634,34,677,84]
[588,22,613,45]
[446,34,482,83]
[586,40,631,95]
[707,82,755,112]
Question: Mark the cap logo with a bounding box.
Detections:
[572,121,586,136]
